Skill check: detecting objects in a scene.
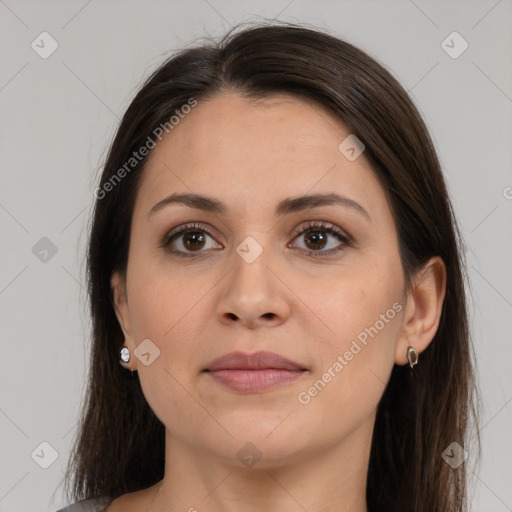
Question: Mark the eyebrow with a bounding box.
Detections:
[148,192,371,221]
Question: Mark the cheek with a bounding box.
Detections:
[126,253,216,386]
[127,251,198,338]
[295,284,401,434]
[126,265,206,425]
[307,256,403,389]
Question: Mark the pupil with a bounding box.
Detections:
[184,232,205,250]
[305,231,326,250]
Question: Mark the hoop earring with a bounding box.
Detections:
[407,345,419,368]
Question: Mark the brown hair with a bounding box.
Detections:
[60,21,479,511]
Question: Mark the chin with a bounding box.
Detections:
[203,423,309,469]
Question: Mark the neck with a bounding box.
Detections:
[148,415,374,512]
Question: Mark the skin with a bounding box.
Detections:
[108,92,446,512]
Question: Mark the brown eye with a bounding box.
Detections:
[161,221,351,259]
[161,223,222,257]
[303,230,328,250]
[181,231,207,251]
[290,221,351,257]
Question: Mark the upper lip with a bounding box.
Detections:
[204,350,306,371]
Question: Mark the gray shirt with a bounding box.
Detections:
[55,496,114,512]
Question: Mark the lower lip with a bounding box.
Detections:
[205,369,305,393]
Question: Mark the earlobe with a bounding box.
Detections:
[395,256,447,366]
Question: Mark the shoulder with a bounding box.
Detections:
[105,484,159,511]
[54,495,113,512]
[56,483,160,512]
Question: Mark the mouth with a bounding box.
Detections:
[202,350,308,393]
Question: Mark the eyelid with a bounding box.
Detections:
[160,222,219,248]
[290,220,352,242]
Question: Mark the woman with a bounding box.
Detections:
[56,21,478,512]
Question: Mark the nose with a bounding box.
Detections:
[215,243,290,329]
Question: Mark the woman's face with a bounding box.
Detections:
[112,92,410,468]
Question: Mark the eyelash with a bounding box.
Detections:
[160,221,352,259]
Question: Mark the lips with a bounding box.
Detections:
[203,351,307,393]
[204,350,306,372]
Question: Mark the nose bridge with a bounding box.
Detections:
[231,231,276,295]
[217,230,288,326]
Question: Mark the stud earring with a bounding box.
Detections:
[407,345,419,368]
[119,346,132,370]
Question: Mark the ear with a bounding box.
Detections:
[395,256,447,366]
[111,271,137,367]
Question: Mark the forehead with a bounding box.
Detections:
[149,93,347,162]
[133,92,382,220]
[174,92,347,154]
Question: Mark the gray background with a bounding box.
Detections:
[1,1,511,511]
